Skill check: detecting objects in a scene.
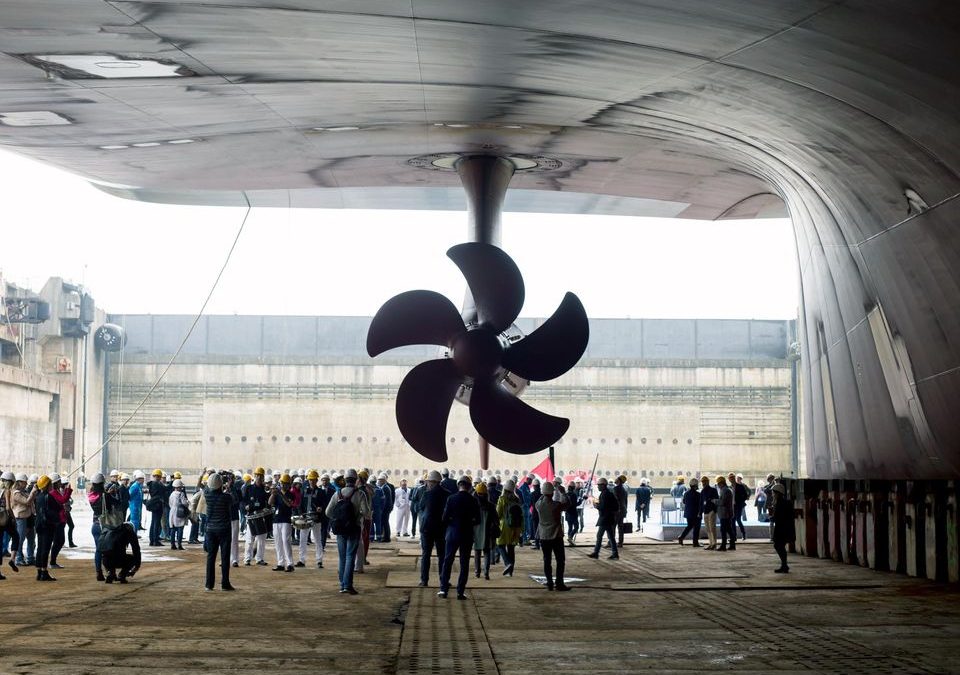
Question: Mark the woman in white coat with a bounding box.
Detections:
[168,479,189,551]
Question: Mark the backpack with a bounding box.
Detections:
[505,501,524,529]
[329,493,358,536]
[34,492,49,530]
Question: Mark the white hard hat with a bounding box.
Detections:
[91,472,105,485]
[49,473,61,484]
[321,473,330,480]
[15,473,28,482]
[0,471,14,482]
[345,469,358,480]
[427,470,442,482]
[293,476,302,484]
[29,474,39,483]
[109,469,119,477]
[173,479,184,488]
[207,473,223,490]
[378,473,387,480]
[133,470,145,480]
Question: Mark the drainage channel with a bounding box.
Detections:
[396,588,498,675]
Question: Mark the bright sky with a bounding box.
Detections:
[0,148,798,320]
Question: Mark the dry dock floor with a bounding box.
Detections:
[0,532,957,674]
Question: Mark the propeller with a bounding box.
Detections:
[366,242,589,463]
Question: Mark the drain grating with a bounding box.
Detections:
[397,590,498,674]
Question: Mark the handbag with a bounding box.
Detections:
[177,501,190,520]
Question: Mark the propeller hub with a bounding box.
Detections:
[452,328,503,377]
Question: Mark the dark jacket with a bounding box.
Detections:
[146,480,165,512]
[440,477,458,494]
[682,487,701,519]
[700,485,719,514]
[242,483,269,513]
[270,487,295,524]
[772,494,796,543]
[635,486,653,511]
[734,482,749,507]
[596,488,619,528]
[204,488,235,534]
[613,483,628,518]
[419,485,450,535]
[441,490,481,540]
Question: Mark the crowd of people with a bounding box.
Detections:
[0,465,795,594]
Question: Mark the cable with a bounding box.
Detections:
[66,193,252,479]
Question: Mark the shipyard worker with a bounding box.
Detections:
[732,472,749,540]
[394,478,412,537]
[564,481,581,546]
[128,470,145,531]
[438,477,481,599]
[716,476,736,551]
[472,482,498,580]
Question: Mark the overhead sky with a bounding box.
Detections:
[0,148,798,320]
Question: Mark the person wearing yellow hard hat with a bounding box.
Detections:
[242,467,269,566]
[33,475,58,581]
[268,474,296,571]
[472,481,498,581]
[145,470,166,546]
[296,469,334,569]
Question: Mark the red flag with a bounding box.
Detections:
[527,455,554,483]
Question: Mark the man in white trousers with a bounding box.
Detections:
[269,474,296,572]
[394,479,412,536]
[242,468,269,566]
[297,470,328,568]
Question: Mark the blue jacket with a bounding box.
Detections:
[128,481,143,509]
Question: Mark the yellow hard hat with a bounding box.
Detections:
[37,475,51,490]
[254,466,265,476]
[619,474,628,482]
[280,474,292,484]
[676,476,685,483]
[358,470,369,481]
[152,469,162,477]
[307,469,319,480]
[476,482,488,495]
[243,473,252,482]
[173,471,182,479]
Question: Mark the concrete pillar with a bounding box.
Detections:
[946,482,959,584]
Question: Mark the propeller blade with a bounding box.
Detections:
[502,292,589,381]
[447,243,525,333]
[367,290,465,357]
[396,358,462,463]
[469,379,569,454]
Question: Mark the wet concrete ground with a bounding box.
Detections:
[1,509,957,674]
